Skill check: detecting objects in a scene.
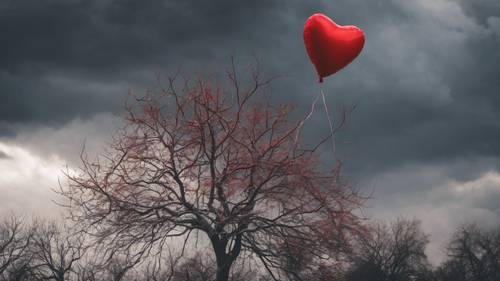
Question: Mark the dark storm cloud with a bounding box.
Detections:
[330,0,500,178]
[1,0,500,180]
[1,0,287,71]
[0,0,302,125]
[456,0,500,23]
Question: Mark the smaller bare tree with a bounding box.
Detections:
[345,218,431,281]
[170,254,216,281]
[0,216,32,276]
[29,220,87,281]
[437,223,500,281]
[75,252,141,281]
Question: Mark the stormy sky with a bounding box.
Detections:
[1,0,500,264]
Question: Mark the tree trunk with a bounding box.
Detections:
[212,234,243,281]
[212,239,233,281]
[56,271,65,281]
[215,262,231,281]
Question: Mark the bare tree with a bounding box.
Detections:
[139,255,178,281]
[29,220,87,281]
[0,216,31,277]
[75,252,141,281]
[344,218,431,281]
[275,236,346,281]
[0,258,37,281]
[170,254,216,281]
[61,63,365,281]
[434,259,464,281]
[436,224,500,281]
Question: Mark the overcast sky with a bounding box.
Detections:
[1,0,500,264]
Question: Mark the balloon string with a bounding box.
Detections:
[320,85,337,160]
[294,88,322,148]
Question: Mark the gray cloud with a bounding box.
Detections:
[0,150,9,159]
[0,141,63,217]
[6,113,121,166]
[364,157,500,264]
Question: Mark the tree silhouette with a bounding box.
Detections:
[29,221,86,281]
[345,218,431,281]
[61,63,365,281]
[436,224,500,281]
[0,216,31,277]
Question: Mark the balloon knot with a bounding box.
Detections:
[319,76,324,83]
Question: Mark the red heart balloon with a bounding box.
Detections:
[304,13,365,83]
